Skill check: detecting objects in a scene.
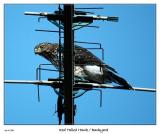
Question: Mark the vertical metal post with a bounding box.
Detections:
[64,4,74,125]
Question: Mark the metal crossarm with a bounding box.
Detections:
[4,80,156,92]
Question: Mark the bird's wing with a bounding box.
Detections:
[74,45,117,73]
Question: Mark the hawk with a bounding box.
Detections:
[34,42,133,89]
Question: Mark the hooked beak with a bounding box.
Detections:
[34,48,41,54]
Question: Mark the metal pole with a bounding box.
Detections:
[64,4,74,125]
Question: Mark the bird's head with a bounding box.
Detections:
[34,42,59,64]
[34,42,58,55]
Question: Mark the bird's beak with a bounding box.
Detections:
[34,48,41,54]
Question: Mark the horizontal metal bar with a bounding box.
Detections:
[73,25,99,28]
[4,80,52,86]
[75,7,104,9]
[84,47,102,49]
[35,29,64,33]
[24,12,51,16]
[39,64,53,66]
[38,68,58,72]
[74,41,101,48]
[84,25,99,28]
[4,80,156,92]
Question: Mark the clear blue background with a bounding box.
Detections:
[4,4,156,124]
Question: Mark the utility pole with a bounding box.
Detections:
[64,4,74,125]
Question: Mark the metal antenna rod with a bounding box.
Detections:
[64,4,74,125]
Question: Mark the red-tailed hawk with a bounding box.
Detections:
[34,42,133,89]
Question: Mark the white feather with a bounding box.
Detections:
[83,65,105,83]
[84,65,103,75]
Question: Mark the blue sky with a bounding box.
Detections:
[4,4,156,124]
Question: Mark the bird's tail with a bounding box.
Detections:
[105,71,133,89]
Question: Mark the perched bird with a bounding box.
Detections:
[34,42,133,89]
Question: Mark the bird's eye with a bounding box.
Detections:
[40,45,45,49]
